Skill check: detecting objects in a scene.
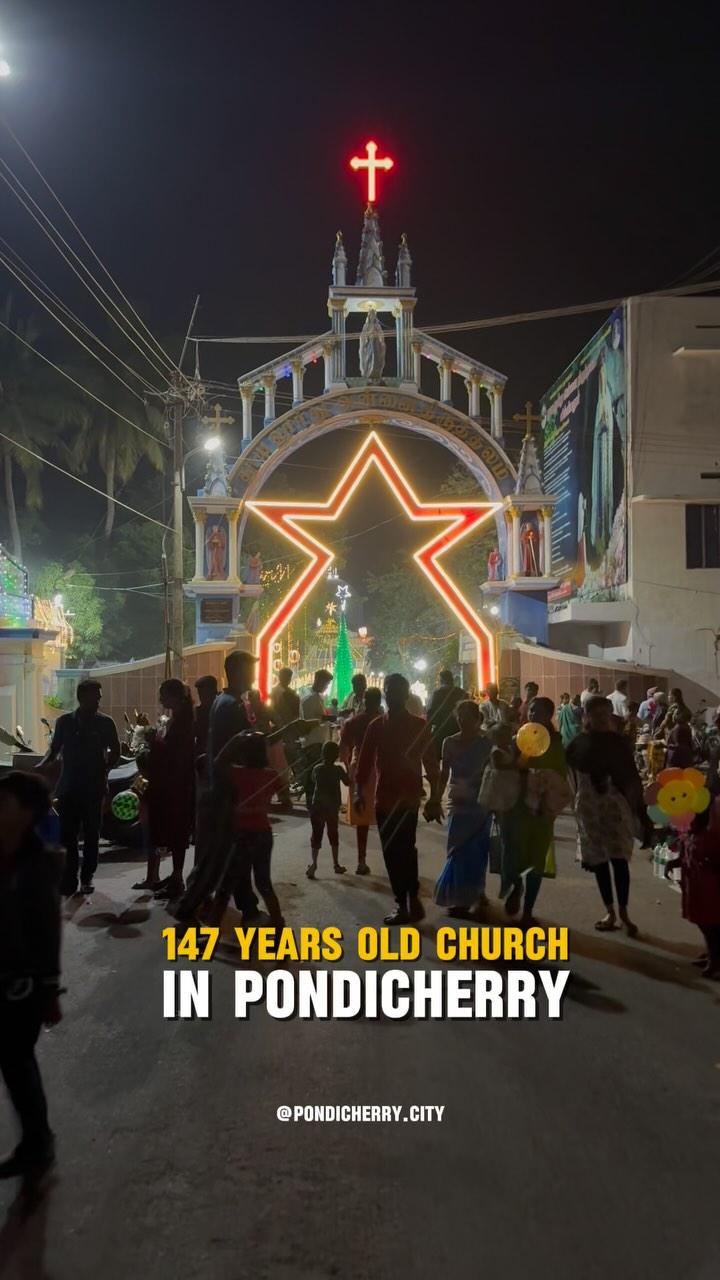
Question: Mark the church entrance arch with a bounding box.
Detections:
[227,388,518,695]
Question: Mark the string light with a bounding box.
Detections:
[247,431,500,696]
[0,544,32,628]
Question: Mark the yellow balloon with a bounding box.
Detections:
[658,781,697,815]
[690,786,711,814]
[516,722,550,758]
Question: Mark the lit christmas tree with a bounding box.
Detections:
[333,611,353,705]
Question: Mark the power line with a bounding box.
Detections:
[0,160,174,387]
[0,429,171,529]
[0,234,161,395]
[191,277,720,347]
[0,246,161,405]
[0,314,171,450]
[1,117,183,381]
[0,127,181,384]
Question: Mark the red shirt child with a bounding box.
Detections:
[229,766,281,832]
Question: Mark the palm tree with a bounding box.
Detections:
[69,379,165,540]
[0,297,88,562]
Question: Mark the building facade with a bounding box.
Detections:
[544,295,720,694]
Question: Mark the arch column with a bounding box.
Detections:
[193,509,206,579]
[438,358,453,404]
[490,386,504,441]
[291,360,304,406]
[239,383,254,446]
[328,300,346,382]
[507,506,521,576]
[262,375,276,426]
[411,340,422,387]
[541,506,554,575]
[466,374,482,420]
[322,342,334,393]
[228,510,241,581]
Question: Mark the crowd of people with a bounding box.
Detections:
[2,653,720,1194]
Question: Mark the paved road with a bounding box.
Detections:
[0,810,717,1279]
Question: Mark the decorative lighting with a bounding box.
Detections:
[0,544,32,628]
[335,583,352,612]
[350,141,394,204]
[247,431,501,697]
[413,658,428,672]
[489,605,500,617]
[358,626,368,639]
[203,436,221,452]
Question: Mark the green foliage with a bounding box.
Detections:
[32,561,105,667]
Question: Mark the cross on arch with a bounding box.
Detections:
[350,141,394,204]
[201,402,235,431]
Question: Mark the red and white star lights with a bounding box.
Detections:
[247,432,501,698]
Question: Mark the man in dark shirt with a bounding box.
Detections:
[269,667,301,728]
[40,678,120,897]
[356,673,441,925]
[193,674,218,759]
[177,650,258,920]
[0,772,62,1190]
[426,669,466,760]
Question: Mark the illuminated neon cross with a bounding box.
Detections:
[247,432,501,697]
[350,141,394,205]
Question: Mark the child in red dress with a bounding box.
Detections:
[211,732,284,927]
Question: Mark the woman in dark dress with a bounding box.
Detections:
[140,680,196,898]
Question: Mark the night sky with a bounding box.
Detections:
[2,0,720,554]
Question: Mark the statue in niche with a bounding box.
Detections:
[520,516,540,576]
[205,521,227,580]
[202,450,230,497]
[359,307,386,382]
[487,546,503,581]
[246,551,263,585]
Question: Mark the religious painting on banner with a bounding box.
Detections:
[541,307,627,603]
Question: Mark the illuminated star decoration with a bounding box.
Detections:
[335,584,352,612]
[325,601,337,617]
[247,432,501,697]
[350,140,394,204]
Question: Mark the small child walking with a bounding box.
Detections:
[211,731,284,927]
[307,740,350,878]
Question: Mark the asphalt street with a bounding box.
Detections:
[0,810,717,1280]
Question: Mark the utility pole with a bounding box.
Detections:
[157,295,203,680]
[170,380,186,679]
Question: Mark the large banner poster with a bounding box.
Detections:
[541,307,627,603]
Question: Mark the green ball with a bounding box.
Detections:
[111,789,140,822]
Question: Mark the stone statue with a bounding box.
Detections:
[205,522,227,580]
[203,450,230,497]
[359,307,386,382]
[487,546,503,581]
[246,551,263,585]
